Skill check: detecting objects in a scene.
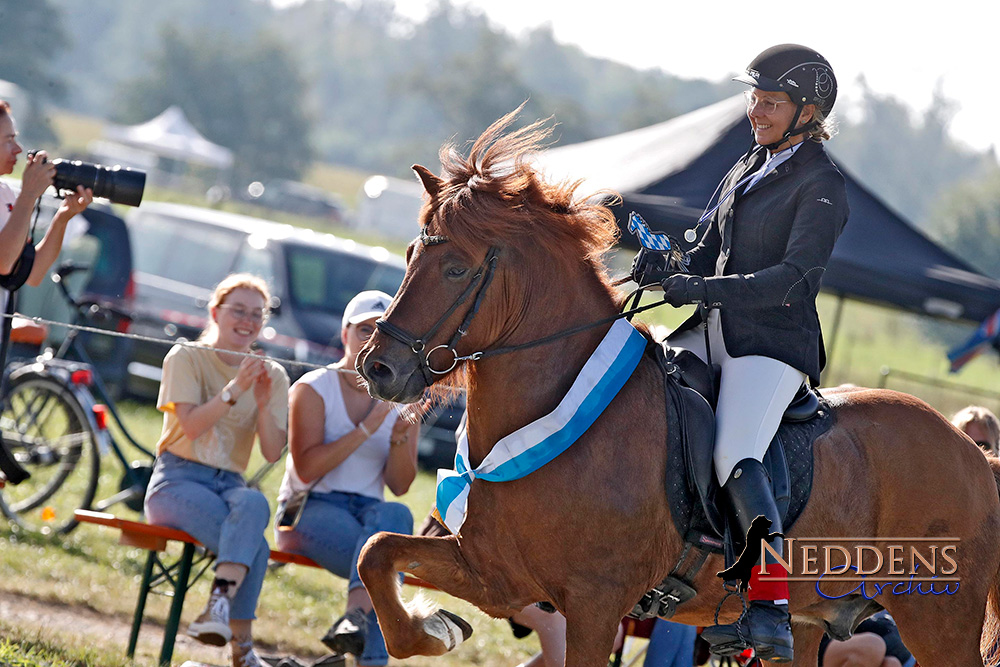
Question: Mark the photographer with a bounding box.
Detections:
[0,99,93,368]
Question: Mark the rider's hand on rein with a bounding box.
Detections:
[660,274,707,307]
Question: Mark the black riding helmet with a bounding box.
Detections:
[734,44,837,149]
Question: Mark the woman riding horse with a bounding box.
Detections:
[632,44,847,662]
[356,94,1000,667]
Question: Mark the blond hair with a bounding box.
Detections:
[198,273,271,343]
[951,405,1000,454]
[808,108,837,141]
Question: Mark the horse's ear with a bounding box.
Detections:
[413,164,443,197]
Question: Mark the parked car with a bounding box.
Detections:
[121,201,406,398]
[8,189,134,394]
[243,179,346,224]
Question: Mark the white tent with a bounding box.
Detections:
[100,106,233,170]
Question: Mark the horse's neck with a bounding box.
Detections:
[463,272,619,466]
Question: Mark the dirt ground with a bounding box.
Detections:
[0,589,317,666]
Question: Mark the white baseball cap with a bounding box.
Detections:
[342,290,393,331]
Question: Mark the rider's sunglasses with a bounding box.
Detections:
[743,90,789,115]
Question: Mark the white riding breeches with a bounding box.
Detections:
[669,310,806,486]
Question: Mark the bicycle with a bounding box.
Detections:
[0,262,156,535]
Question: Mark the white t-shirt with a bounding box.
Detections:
[278,366,394,502]
[0,181,17,314]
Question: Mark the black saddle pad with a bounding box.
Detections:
[660,353,835,553]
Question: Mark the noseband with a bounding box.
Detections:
[375,227,500,385]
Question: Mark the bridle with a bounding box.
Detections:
[374,226,671,386]
[375,228,501,385]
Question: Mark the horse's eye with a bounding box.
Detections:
[446,267,468,280]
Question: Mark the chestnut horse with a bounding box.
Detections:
[357,111,1000,666]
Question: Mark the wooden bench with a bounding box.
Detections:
[74,509,436,667]
[75,510,658,667]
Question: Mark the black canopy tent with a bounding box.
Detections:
[537,96,1000,340]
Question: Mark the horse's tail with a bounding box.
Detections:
[981,456,1000,663]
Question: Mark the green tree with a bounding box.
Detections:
[0,0,68,100]
[833,78,993,227]
[0,0,70,144]
[52,0,274,115]
[117,25,314,186]
[929,165,1000,278]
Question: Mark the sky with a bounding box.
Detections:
[392,0,1000,156]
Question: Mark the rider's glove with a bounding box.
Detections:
[661,274,707,307]
[631,248,677,287]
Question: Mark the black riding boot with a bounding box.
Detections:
[701,458,793,663]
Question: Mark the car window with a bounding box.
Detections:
[232,244,279,287]
[285,244,404,315]
[129,212,245,289]
[75,209,132,298]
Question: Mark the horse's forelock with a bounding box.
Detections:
[429,113,619,271]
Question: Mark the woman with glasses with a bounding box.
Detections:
[632,45,849,663]
[274,290,418,666]
[144,273,289,667]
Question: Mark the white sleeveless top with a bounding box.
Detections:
[277,366,394,502]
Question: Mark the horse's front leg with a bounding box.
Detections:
[358,531,490,658]
[562,595,627,667]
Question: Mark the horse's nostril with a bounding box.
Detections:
[363,356,397,385]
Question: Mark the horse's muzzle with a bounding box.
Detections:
[357,345,428,404]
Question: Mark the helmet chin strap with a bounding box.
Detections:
[762,104,817,152]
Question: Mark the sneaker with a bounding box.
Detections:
[700,600,793,663]
[188,587,232,646]
[320,608,369,656]
[232,640,265,667]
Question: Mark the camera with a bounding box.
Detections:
[52,159,146,207]
[29,151,146,207]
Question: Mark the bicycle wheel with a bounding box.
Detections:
[0,375,100,535]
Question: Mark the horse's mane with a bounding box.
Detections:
[425,107,621,275]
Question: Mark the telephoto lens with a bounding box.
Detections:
[51,159,146,207]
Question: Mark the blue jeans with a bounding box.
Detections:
[643,619,697,667]
[275,490,413,666]
[144,451,271,620]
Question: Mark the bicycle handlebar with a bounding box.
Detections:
[51,261,134,324]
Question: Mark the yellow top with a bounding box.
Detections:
[155,343,288,473]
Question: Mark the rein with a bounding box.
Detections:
[375,229,665,379]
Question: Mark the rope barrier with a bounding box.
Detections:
[2,310,342,374]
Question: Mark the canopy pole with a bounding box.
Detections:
[822,293,847,385]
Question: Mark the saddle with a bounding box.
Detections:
[630,340,835,620]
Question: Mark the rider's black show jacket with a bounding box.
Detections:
[670,138,849,386]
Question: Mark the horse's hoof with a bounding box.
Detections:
[423,609,473,652]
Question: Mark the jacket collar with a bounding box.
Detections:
[743,139,825,194]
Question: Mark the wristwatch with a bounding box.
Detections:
[220,386,238,406]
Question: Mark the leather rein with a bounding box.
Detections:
[374,227,664,384]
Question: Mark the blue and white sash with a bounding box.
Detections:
[435,318,647,533]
